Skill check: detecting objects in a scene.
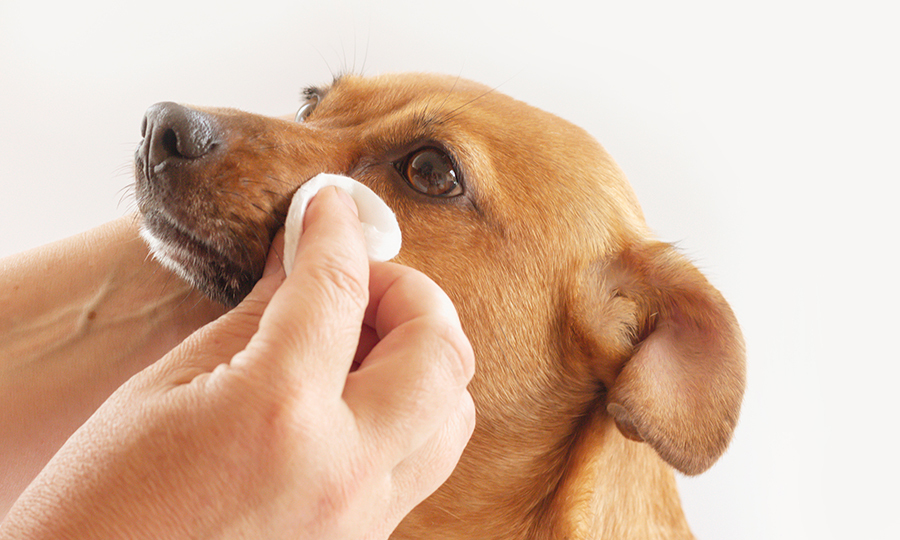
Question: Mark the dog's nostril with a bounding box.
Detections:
[161,128,182,159]
[141,102,216,170]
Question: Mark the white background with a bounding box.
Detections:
[2,1,898,538]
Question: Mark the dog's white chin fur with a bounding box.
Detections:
[283,173,402,274]
[139,226,200,288]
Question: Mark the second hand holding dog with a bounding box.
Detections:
[0,187,476,540]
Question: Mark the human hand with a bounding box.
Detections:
[0,187,476,540]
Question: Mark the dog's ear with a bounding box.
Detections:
[571,241,746,475]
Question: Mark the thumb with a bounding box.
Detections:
[235,186,369,397]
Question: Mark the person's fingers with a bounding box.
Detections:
[343,262,475,465]
[353,324,380,369]
[236,186,369,397]
[142,231,287,385]
[363,262,463,341]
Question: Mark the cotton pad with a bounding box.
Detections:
[283,173,402,274]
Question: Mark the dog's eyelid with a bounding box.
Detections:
[295,93,320,123]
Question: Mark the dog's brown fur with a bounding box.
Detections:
[135,72,745,539]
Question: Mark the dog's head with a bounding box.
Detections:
[135,72,745,536]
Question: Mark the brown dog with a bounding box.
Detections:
[135,72,745,539]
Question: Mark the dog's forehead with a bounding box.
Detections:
[319,72,566,139]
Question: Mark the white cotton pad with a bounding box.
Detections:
[283,173,402,274]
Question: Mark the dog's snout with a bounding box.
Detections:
[141,102,216,170]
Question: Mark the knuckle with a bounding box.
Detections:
[459,390,477,433]
[426,315,476,386]
[307,252,368,312]
[218,300,266,337]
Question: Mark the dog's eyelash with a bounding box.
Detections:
[302,86,322,100]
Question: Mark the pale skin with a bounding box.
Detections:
[0,187,476,539]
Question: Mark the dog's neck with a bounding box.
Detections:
[549,415,694,539]
[395,413,694,540]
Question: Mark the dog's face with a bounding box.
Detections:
[135,73,745,538]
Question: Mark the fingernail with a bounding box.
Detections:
[333,186,359,217]
[262,233,286,278]
[262,252,280,278]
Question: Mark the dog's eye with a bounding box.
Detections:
[295,94,319,123]
[399,147,463,198]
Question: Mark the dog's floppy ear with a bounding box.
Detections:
[571,241,746,475]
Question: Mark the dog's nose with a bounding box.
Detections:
[140,102,215,170]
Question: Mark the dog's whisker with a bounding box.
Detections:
[249,202,268,216]
[223,211,256,270]
[117,184,138,211]
[351,28,358,75]
[309,43,337,83]
[359,27,371,76]
[248,143,288,152]
[435,67,466,120]
[112,162,136,178]
[264,174,296,190]
[247,223,273,269]
[435,72,521,126]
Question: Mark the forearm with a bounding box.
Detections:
[0,215,224,514]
